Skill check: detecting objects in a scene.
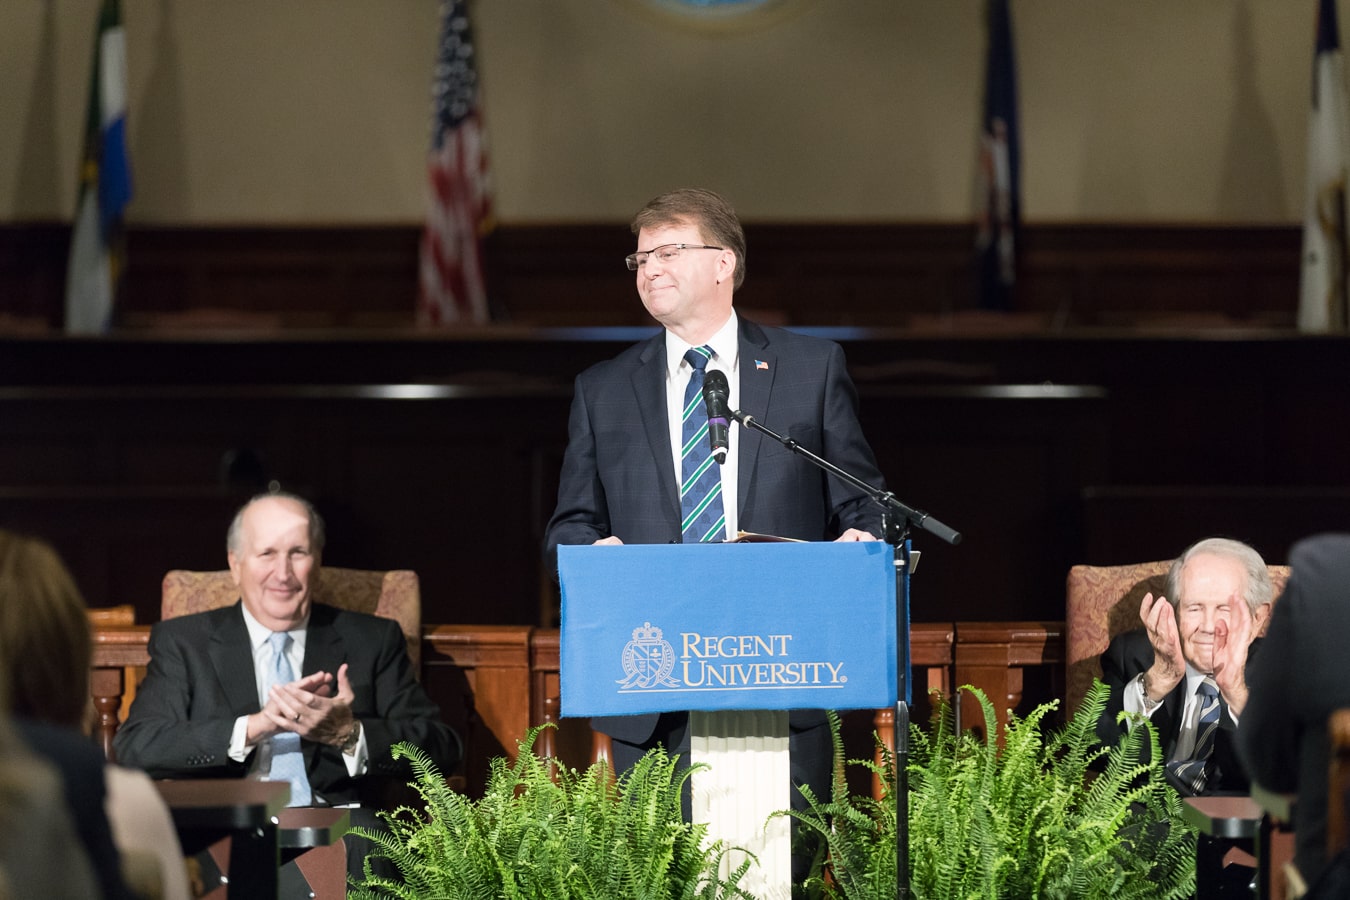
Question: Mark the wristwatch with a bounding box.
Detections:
[341,719,363,756]
[1138,676,1162,714]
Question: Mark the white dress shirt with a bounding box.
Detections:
[663,311,741,539]
[227,604,368,781]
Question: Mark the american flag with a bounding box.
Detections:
[418,0,493,325]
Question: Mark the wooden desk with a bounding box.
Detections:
[1182,795,1263,839]
[1182,794,1297,900]
[277,807,349,853]
[1250,782,1295,822]
[277,807,350,900]
[1182,796,1262,900]
[155,779,290,899]
[156,781,353,900]
[1250,783,1299,900]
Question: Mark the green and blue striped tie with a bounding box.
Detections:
[680,346,726,543]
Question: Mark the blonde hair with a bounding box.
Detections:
[0,531,91,729]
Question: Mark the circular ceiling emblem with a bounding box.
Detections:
[628,0,815,31]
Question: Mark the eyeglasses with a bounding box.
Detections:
[624,243,724,271]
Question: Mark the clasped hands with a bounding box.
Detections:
[247,662,357,748]
[1138,592,1257,716]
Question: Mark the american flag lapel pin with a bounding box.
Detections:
[755,359,769,370]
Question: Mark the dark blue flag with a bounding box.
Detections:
[975,0,1020,311]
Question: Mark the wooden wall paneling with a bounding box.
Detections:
[318,389,572,626]
[0,489,242,616]
[91,624,151,760]
[858,385,1111,622]
[0,223,1302,329]
[122,226,422,328]
[0,223,68,327]
[6,333,1350,633]
[528,629,601,774]
[953,621,1066,745]
[1018,225,1299,327]
[421,625,533,798]
[1081,486,1350,568]
[93,621,1063,799]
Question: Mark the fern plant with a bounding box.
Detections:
[787,681,1198,900]
[347,726,757,900]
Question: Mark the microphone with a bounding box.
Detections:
[701,369,731,465]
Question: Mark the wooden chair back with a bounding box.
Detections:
[87,604,136,628]
[161,567,422,673]
[1064,560,1290,716]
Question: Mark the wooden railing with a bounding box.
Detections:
[92,620,1065,795]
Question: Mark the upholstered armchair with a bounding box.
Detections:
[161,567,421,672]
[1064,560,1290,716]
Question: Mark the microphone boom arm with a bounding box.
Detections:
[730,409,962,546]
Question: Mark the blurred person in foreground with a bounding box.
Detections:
[0,529,156,899]
[0,653,101,898]
[1240,533,1350,899]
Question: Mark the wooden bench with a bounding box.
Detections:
[93,620,1065,798]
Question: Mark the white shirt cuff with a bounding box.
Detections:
[342,725,369,777]
[1124,673,1162,723]
[228,715,251,762]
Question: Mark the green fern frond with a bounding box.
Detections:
[785,680,1198,899]
[351,726,757,900]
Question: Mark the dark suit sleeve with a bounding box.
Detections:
[1095,628,1185,756]
[818,341,885,536]
[544,372,611,564]
[112,618,247,779]
[348,615,461,779]
[1098,629,1147,746]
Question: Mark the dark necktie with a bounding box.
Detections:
[1167,678,1220,795]
[679,346,726,543]
[265,631,312,806]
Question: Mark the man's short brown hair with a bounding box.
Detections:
[631,188,747,291]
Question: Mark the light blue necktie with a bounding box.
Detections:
[265,631,312,806]
[1167,677,1220,795]
[679,345,727,543]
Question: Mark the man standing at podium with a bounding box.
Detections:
[544,187,887,880]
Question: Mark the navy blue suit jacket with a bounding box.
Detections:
[544,316,887,744]
[113,601,460,806]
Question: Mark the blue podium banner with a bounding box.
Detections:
[559,541,897,717]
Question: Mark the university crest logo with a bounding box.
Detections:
[617,621,680,690]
